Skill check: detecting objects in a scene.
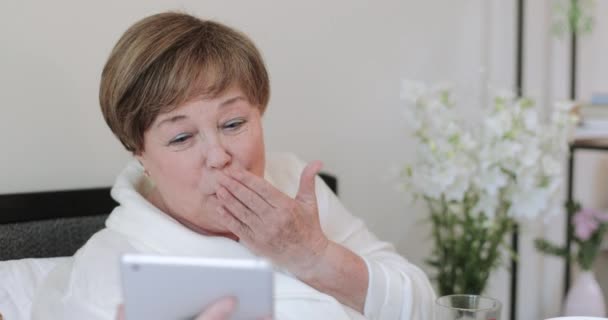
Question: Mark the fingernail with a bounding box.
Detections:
[204,296,238,319]
[217,296,238,315]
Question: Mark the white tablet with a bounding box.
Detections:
[120,254,274,320]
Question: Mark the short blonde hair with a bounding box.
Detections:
[99,12,270,153]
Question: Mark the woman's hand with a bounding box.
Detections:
[216,161,329,278]
[116,297,240,320]
[216,162,369,314]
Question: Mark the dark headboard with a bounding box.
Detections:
[0,187,116,260]
[1,187,116,224]
[0,174,337,261]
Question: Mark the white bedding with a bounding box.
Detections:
[0,257,69,320]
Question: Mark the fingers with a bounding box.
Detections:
[116,299,240,320]
[197,296,237,320]
[218,173,276,213]
[225,167,285,207]
[115,304,125,320]
[217,186,262,228]
[295,161,323,205]
[217,206,253,240]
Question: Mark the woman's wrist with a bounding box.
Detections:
[293,240,369,313]
[292,238,333,283]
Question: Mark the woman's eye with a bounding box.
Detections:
[222,119,246,131]
[168,133,192,145]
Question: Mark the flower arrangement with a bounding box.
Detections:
[536,203,608,271]
[399,81,575,295]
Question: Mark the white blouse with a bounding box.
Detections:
[31,152,435,320]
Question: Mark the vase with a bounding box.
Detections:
[563,270,606,317]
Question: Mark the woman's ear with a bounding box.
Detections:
[134,152,150,177]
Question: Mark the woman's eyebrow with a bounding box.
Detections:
[155,96,245,128]
[155,115,187,128]
[219,95,246,108]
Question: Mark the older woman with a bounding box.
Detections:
[31,12,435,320]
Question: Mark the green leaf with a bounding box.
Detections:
[535,238,569,257]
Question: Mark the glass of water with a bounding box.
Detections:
[435,294,502,320]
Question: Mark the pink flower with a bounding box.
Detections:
[572,208,606,241]
[595,210,608,222]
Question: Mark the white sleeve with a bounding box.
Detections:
[31,230,130,320]
[316,175,436,320]
[30,259,114,320]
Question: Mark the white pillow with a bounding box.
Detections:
[0,257,70,320]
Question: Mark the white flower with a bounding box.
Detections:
[460,132,477,151]
[472,193,500,218]
[399,80,573,222]
[541,155,562,176]
[474,166,508,196]
[512,166,539,190]
[546,176,563,194]
[479,140,522,170]
[442,160,474,202]
[519,141,541,168]
[484,111,512,138]
[444,177,469,202]
[522,108,539,132]
[508,188,549,220]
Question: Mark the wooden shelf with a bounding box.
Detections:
[572,137,608,149]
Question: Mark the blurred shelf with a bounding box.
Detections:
[572,138,608,149]
[565,133,608,298]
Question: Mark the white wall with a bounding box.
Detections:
[0,0,487,263]
[6,0,606,318]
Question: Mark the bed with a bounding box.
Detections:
[0,174,337,319]
[0,187,116,319]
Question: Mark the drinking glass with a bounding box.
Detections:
[435,294,502,320]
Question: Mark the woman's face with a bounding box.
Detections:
[136,86,266,234]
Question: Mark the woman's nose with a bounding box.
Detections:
[206,144,231,169]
